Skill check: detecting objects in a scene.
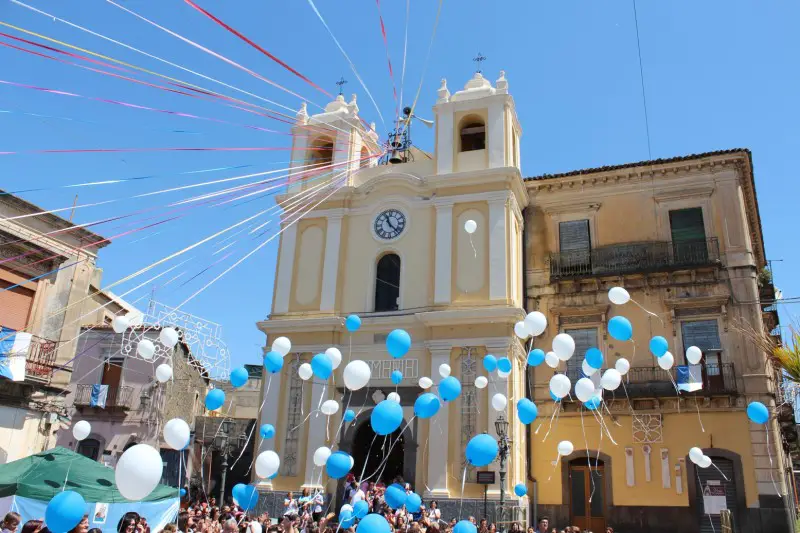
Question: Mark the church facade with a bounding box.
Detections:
[255,72,791,533]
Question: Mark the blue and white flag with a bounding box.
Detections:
[677,364,703,393]
[90,384,109,408]
[0,326,31,382]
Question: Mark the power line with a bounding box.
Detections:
[632,0,652,159]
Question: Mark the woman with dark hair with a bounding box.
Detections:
[20,521,42,533]
[117,513,139,533]
[67,516,88,533]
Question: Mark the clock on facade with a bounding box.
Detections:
[373,209,407,240]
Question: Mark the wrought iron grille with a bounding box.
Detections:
[460,347,479,482]
[282,355,304,476]
[74,384,134,408]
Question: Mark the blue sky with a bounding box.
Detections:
[1,0,798,370]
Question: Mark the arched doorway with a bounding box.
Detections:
[568,457,606,532]
[351,418,405,485]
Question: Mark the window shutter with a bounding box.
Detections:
[559,220,591,252]
[681,320,721,352]
[669,208,705,242]
[565,328,598,377]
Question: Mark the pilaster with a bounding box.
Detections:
[273,224,298,314]
[425,342,452,497]
[320,214,343,312]
[434,201,454,305]
[489,198,508,301]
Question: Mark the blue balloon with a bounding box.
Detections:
[747,401,769,424]
[45,490,86,533]
[205,389,225,411]
[414,393,441,419]
[527,349,545,367]
[585,347,604,369]
[439,376,462,402]
[386,329,412,358]
[371,400,403,435]
[649,336,669,358]
[344,409,356,422]
[454,520,477,533]
[311,352,333,380]
[550,391,561,402]
[357,514,390,533]
[405,493,422,513]
[353,500,369,519]
[514,483,527,497]
[260,424,275,439]
[483,355,498,372]
[180,488,187,498]
[268,472,278,480]
[340,510,355,529]
[497,357,512,373]
[517,398,538,425]
[584,396,601,410]
[345,314,362,332]
[238,485,259,511]
[391,370,403,385]
[385,483,407,509]
[232,483,246,503]
[230,366,249,388]
[608,316,633,342]
[264,350,284,374]
[326,451,352,479]
[465,434,498,467]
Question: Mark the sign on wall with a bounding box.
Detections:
[365,359,419,379]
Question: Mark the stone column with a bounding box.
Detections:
[433,201,454,305]
[302,380,328,489]
[273,224,298,314]
[488,197,508,301]
[255,364,283,489]
[425,343,452,497]
[320,214,343,312]
[487,100,505,168]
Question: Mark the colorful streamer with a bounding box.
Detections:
[374,0,398,118]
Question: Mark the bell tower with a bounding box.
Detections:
[287,94,380,194]
[433,70,522,176]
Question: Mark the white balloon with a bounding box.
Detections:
[439,364,451,378]
[464,219,478,234]
[686,346,703,365]
[600,369,622,391]
[524,312,547,337]
[608,287,630,306]
[325,347,343,369]
[321,400,340,416]
[112,315,130,334]
[545,352,560,369]
[575,378,596,403]
[155,364,173,383]
[72,420,91,441]
[163,418,190,450]
[419,377,433,389]
[658,351,674,370]
[497,369,510,380]
[387,392,401,403]
[553,334,576,361]
[115,444,163,501]
[272,336,292,357]
[557,440,574,456]
[340,504,354,515]
[474,376,488,389]
[349,456,355,469]
[137,339,156,361]
[298,363,313,381]
[313,447,331,467]
[697,455,712,469]
[159,327,179,349]
[514,321,530,340]
[549,374,571,399]
[581,359,598,377]
[255,450,280,479]
[689,447,704,465]
[615,358,631,375]
[343,360,371,391]
[491,393,508,411]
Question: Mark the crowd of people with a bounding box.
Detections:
[1,510,153,533]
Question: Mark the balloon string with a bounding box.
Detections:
[542,402,561,442]
[231,375,272,469]
[630,297,664,328]
[694,397,706,433]
[764,422,782,497]
[359,417,416,484]
[459,466,467,519]
[469,234,477,258]
[580,408,595,502]
[711,462,729,482]
[547,453,561,482]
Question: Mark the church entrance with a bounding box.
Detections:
[351,418,406,485]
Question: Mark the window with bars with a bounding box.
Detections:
[681,320,722,373]
[460,347,480,482]
[282,356,304,476]
[565,328,598,382]
[558,220,591,272]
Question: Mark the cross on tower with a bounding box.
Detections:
[336,76,348,95]
[473,52,487,73]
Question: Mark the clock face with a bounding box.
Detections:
[374,209,407,240]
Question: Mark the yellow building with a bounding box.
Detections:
[256,74,788,532]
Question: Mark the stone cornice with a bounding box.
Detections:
[415,305,525,327]
[653,186,714,203]
[663,295,730,310]
[541,201,601,216]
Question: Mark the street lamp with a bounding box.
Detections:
[213,419,245,504]
[495,414,511,533]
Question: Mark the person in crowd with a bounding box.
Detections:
[350,483,365,506]
[426,501,441,523]
[87,529,102,533]
[1,513,21,533]
[20,521,42,533]
[221,520,237,533]
[67,516,89,533]
[177,511,193,533]
[509,522,523,533]
[535,517,549,533]
[284,492,299,519]
[160,525,176,533]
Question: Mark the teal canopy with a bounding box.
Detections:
[0,447,176,503]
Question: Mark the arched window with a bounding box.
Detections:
[374,254,400,312]
[460,119,485,152]
[309,137,334,167]
[77,438,101,461]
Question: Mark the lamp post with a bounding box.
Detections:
[495,414,511,533]
[213,419,246,504]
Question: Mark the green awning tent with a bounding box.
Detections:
[0,447,179,533]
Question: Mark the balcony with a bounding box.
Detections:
[549,238,721,280]
[564,361,737,398]
[25,337,59,384]
[74,384,134,410]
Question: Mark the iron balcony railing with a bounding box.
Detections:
[74,383,134,409]
[564,361,736,397]
[0,333,59,385]
[549,238,721,279]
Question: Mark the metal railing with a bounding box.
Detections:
[74,384,134,409]
[24,336,59,384]
[564,361,736,397]
[549,238,720,279]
